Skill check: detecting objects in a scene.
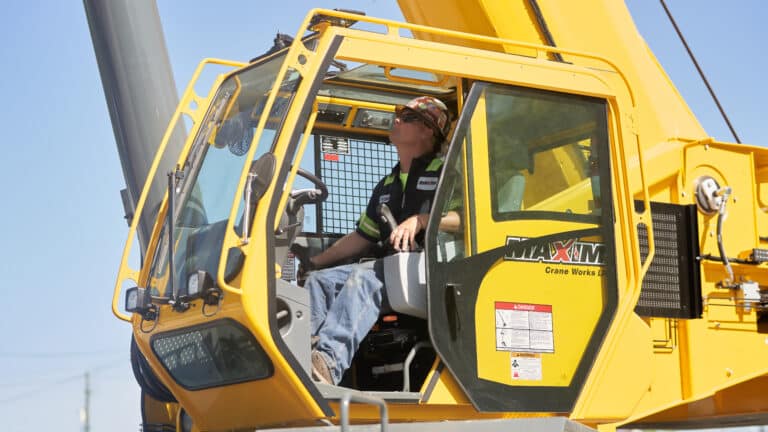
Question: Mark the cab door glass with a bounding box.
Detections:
[485,87,605,223]
[434,143,467,263]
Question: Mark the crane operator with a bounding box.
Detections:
[300,96,459,385]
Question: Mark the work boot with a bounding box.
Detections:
[311,350,333,385]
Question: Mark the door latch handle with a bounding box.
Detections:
[445,283,462,340]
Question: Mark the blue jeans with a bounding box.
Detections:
[307,261,386,384]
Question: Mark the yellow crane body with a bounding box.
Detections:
[110,2,768,431]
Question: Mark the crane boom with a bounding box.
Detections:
[399,0,708,146]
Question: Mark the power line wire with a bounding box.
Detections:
[0,362,129,388]
[0,360,123,405]
[0,350,122,359]
[659,0,742,143]
[0,372,84,405]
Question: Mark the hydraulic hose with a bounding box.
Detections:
[716,186,734,287]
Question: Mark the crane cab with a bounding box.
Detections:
[114,9,658,431]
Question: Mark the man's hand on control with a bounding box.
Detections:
[289,244,316,282]
[389,214,427,252]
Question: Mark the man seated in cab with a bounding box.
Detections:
[302,96,459,385]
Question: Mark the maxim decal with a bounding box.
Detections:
[504,236,606,266]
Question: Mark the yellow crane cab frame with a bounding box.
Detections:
[115,9,665,430]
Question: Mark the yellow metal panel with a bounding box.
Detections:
[398,0,543,55]
[686,146,757,261]
[570,314,651,420]
[629,375,768,426]
[131,303,327,430]
[420,363,472,405]
[476,257,606,387]
[141,395,177,428]
[614,318,686,419]
[327,402,515,423]
[587,137,768,428]
[331,28,619,101]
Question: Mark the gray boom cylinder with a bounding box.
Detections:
[84,0,185,257]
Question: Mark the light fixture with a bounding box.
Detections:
[185,270,222,307]
[125,287,151,313]
[308,9,365,31]
[354,109,394,130]
[125,287,158,323]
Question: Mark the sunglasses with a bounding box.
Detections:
[397,111,424,124]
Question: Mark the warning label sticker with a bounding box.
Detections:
[321,135,350,155]
[511,354,542,381]
[495,302,554,353]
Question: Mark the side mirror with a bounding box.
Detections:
[242,152,276,243]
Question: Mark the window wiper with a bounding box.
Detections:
[168,92,234,222]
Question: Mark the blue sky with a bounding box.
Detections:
[0,1,765,431]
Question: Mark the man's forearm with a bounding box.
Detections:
[310,231,372,268]
[438,210,461,233]
[417,211,461,233]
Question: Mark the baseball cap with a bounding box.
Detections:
[395,96,450,140]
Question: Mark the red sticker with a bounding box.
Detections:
[323,153,339,162]
[495,302,552,313]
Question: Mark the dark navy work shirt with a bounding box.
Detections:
[356,153,444,245]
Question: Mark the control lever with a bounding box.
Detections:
[289,243,314,285]
[377,203,398,233]
[378,203,416,253]
[377,204,424,252]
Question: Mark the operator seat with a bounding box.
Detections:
[351,251,434,391]
[494,135,530,212]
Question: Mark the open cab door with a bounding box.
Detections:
[426,82,619,412]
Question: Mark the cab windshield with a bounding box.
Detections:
[147,54,301,297]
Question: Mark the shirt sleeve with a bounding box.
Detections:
[440,164,464,214]
[355,180,384,242]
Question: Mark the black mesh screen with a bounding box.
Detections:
[635,202,702,318]
[315,133,398,235]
